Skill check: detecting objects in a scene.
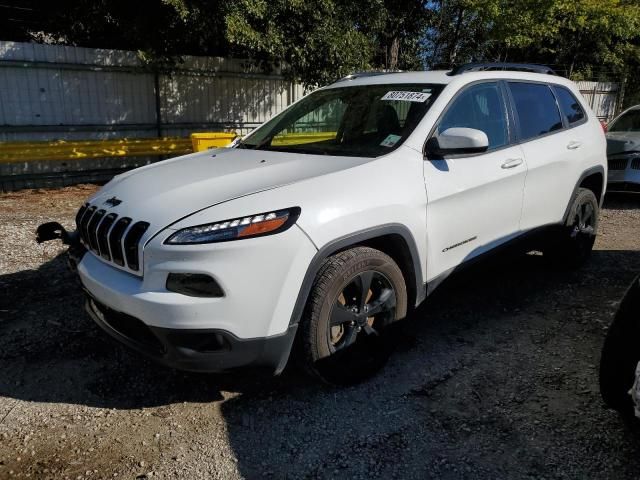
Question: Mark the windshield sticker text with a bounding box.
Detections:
[382,91,431,102]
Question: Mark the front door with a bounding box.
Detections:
[423,81,527,280]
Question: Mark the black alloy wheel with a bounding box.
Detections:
[328,270,396,353]
[299,246,408,385]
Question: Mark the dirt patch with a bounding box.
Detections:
[1,186,640,479]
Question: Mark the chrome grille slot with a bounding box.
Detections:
[87,209,106,253]
[75,204,90,244]
[80,206,97,246]
[75,204,88,228]
[632,158,640,170]
[109,217,132,266]
[124,222,150,271]
[97,213,118,260]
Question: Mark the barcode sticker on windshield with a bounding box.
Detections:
[382,91,431,102]
[380,134,402,147]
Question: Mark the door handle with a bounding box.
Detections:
[567,141,582,150]
[501,158,523,169]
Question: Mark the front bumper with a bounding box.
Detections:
[85,294,297,373]
[73,223,317,373]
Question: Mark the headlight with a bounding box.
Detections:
[165,207,300,244]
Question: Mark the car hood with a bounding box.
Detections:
[88,148,370,232]
[606,131,640,155]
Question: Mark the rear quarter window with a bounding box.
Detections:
[553,86,586,125]
[509,82,564,141]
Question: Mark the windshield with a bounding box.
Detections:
[238,83,443,157]
[610,109,640,133]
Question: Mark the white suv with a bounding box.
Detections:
[38,63,607,384]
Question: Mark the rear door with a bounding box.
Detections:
[424,81,527,280]
[507,81,580,230]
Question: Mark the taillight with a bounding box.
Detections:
[600,120,608,133]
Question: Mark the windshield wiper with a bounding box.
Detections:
[238,134,276,150]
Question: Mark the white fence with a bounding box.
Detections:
[576,81,620,121]
[0,41,622,144]
[0,41,305,142]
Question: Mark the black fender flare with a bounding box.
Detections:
[562,165,606,224]
[288,224,426,327]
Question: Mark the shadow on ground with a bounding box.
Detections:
[1,244,640,478]
[603,192,640,210]
[219,248,640,478]
[0,253,308,409]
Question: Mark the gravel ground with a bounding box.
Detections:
[1,186,640,480]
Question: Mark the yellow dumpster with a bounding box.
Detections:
[272,132,336,146]
[190,132,237,151]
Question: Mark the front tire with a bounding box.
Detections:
[544,188,599,268]
[299,247,408,385]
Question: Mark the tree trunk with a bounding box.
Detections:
[448,6,465,66]
[388,36,400,71]
[430,0,446,68]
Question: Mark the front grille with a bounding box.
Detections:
[632,158,640,170]
[608,158,628,170]
[76,203,149,273]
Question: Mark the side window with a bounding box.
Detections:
[436,82,508,150]
[554,86,586,125]
[508,82,563,140]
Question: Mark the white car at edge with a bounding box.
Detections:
[38,63,607,384]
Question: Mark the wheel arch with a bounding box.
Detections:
[288,224,426,327]
[563,165,606,223]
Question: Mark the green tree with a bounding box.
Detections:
[424,0,640,80]
[2,0,428,87]
[3,0,639,100]
[224,0,428,86]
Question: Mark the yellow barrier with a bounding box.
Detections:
[0,138,194,164]
[272,132,336,146]
[0,131,334,164]
[191,132,237,151]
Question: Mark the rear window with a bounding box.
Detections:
[554,86,586,125]
[509,82,564,141]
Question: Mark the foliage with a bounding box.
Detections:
[2,0,640,96]
[2,0,427,87]
[224,0,373,86]
[224,0,428,86]
[424,0,640,80]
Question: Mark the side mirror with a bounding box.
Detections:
[425,127,489,157]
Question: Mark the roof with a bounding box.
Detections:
[328,71,453,87]
[325,69,578,90]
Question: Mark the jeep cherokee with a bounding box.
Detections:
[38,63,607,384]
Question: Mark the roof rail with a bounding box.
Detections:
[448,63,557,76]
[334,70,403,83]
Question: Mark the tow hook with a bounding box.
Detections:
[36,221,85,272]
[36,221,76,245]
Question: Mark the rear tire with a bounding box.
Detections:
[299,246,408,385]
[544,188,598,268]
